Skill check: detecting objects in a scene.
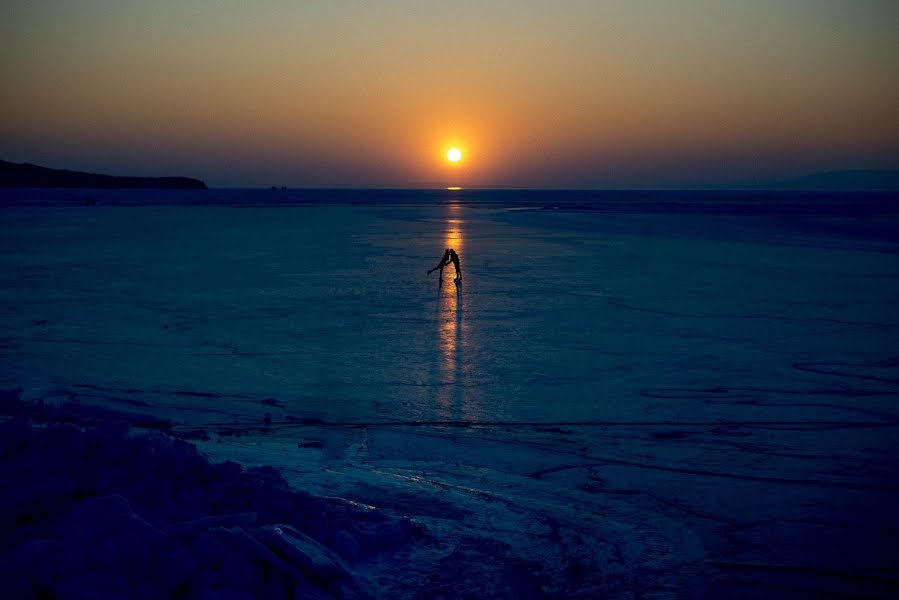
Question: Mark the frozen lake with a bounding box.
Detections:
[2,190,898,597]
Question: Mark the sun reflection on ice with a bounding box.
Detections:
[436,204,468,420]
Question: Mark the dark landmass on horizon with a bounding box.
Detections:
[2,160,898,192]
[762,169,899,191]
[0,160,206,190]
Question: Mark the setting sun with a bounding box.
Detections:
[446,148,462,163]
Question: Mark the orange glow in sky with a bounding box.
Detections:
[1,2,896,187]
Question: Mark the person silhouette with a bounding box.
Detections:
[428,248,451,278]
[448,249,461,280]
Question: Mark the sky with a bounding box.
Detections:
[2,1,898,188]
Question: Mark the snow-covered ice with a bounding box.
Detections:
[0,394,416,599]
[1,189,897,598]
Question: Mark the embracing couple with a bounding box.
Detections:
[427,248,461,281]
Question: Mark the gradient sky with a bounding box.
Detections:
[2,1,898,187]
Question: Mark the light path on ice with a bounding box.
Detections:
[3,204,897,425]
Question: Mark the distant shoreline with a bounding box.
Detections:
[0,160,207,190]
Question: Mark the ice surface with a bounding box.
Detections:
[1,190,898,597]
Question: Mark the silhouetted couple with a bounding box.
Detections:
[428,248,461,281]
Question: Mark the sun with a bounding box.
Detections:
[446,148,462,163]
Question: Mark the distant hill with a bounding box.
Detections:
[0,160,207,189]
[769,170,899,191]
